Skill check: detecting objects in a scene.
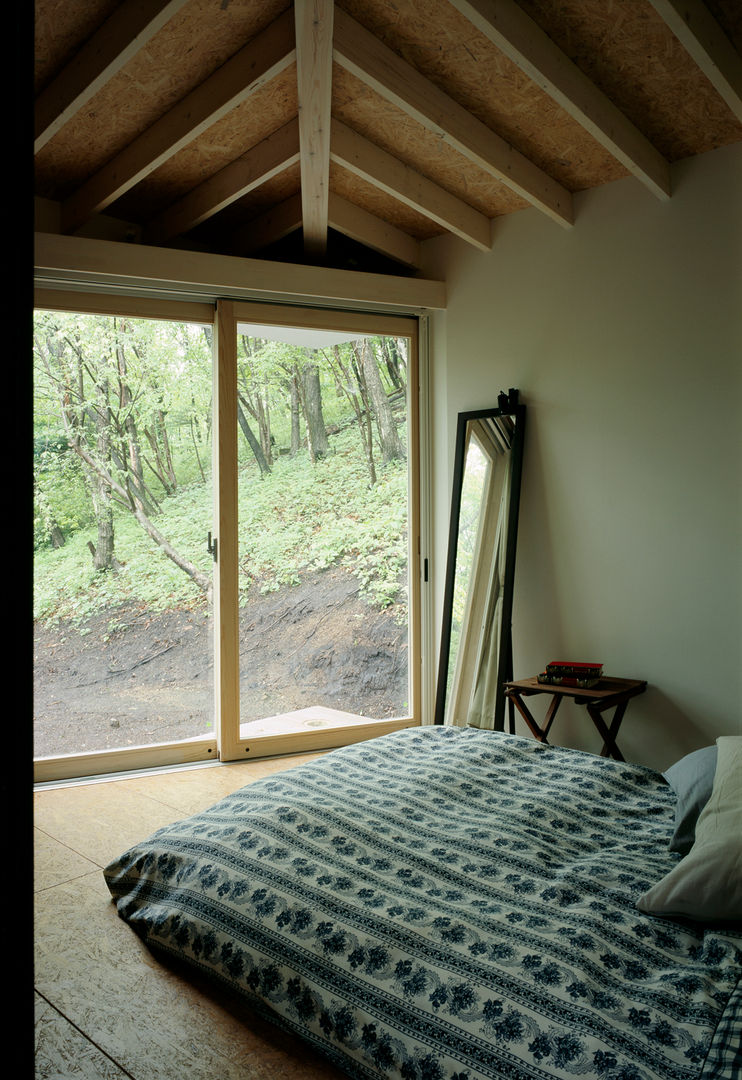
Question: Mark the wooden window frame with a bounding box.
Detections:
[33,289,426,783]
[214,299,422,761]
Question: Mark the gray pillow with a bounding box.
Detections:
[638,736,742,922]
[663,745,717,855]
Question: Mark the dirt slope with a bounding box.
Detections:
[33,566,408,758]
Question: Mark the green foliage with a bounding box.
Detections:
[237,426,407,614]
[33,309,409,626]
[34,447,95,548]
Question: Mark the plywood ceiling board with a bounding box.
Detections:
[336,0,627,192]
[35,1,195,153]
[61,10,297,233]
[34,0,119,90]
[146,120,301,243]
[517,0,742,158]
[332,66,529,216]
[35,0,291,200]
[329,162,445,239]
[193,162,303,243]
[646,0,742,124]
[446,0,670,199]
[109,66,298,223]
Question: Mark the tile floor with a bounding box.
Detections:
[33,753,348,1079]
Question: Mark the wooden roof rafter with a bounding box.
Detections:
[647,0,742,122]
[144,119,302,245]
[33,0,742,274]
[332,6,574,228]
[447,0,672,200]
[234,190,422,269]
[330,120,492,252]
[34,0,191,154]
[60,8,297,235]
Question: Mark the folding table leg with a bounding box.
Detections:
[586,701,627,760]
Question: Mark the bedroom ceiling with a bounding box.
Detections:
[34,0,742,275]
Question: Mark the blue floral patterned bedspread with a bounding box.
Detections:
[104,728,741,1079]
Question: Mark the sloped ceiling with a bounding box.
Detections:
[34,0,742,275]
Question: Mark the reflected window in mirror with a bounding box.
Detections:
[435,393,525,731]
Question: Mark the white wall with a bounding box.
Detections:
[422,142,742,770]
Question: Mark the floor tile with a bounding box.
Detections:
[34,828,100,892]
[33,783,185,868]
[35,871,343,1079]
[36,994,130,1079]
[118,752,324,817]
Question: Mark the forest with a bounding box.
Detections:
[34,311,409,620]
[33,311,411,755]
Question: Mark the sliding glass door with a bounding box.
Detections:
[214,301,421,760]
[33,294,217,779]
[34,294,422,780]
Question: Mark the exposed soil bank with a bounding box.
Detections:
[33,566,408,758]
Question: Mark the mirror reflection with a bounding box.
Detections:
[435,392,525,730]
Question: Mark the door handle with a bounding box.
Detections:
[207,532,218,562]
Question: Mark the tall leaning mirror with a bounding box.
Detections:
[434,390,526,731]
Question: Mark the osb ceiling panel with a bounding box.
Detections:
[110,66,299,223]
[517,0,742,159]
[34,0,742,275]
[336,0,629,188]
[34,0,291,197]
[196,162,303,239]
[329,163,448,240]
[34,0,120,89]
[332,66,532,218]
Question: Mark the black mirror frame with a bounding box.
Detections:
[434,390,526,730]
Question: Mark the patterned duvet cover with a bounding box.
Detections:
[104,727,741,1079]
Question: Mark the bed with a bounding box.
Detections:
[104,727,741,1079]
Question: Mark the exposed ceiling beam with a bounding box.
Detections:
[61,9,297,235]
[333,7,573,228]
[35,230,448,310]
[646,0,742,123]
[233,193,304,255]
[145,120,301,244]
[231,187,421,268]
[328,193,421,268]
[330,119,492,251]
[448,0,672,200]
[35,0,190,154]
[295,0,334,256]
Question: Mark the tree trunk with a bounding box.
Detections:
[155,407,177,490]
[116,339,159,516]
[381,337,405,390]
[143,424,176,495]
[330,345,376,485]
[301,357,329,461]
[257,392,273,467]
[89,374,119,570]
[290,374,301,457]
[359,340,404,463]
[189,416,206,481]
[72,440,212,597]
[237,400,271,475]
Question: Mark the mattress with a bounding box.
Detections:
[104,727,741,1079]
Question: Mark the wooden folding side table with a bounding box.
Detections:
[503,676,647,761]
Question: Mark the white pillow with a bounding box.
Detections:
[637,735,742,922]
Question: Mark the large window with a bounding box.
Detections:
[33,294,422,780]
